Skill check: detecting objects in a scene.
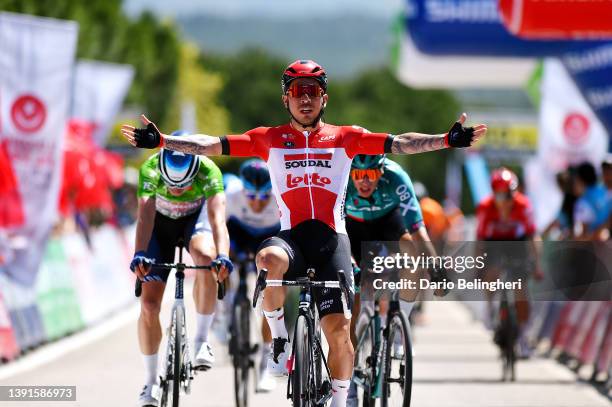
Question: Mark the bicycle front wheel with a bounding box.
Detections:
[172,307,184,407]
[382,311,412,407]
[354,309,376,407]
[292,315,311,407]
[232,300,250,407]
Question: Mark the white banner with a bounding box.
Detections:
[527,59,610,231]
[538,59,609,172]
[72,60,134,146]
[395,32,537,89]
[0,12,78,285]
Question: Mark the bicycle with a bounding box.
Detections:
[229,252,260,407]
[353,289,413,407]
[134,243,225,407]
[252,267,353,407]
[494,286,518,382]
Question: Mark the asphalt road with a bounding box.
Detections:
[0,280,608,407]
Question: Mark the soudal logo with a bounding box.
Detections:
[286,173,331,188]
[284,153,332,169]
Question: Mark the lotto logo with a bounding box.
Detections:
[286,173,331,188]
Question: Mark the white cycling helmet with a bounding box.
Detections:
[158,130,200,188]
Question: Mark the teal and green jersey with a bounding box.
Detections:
[138,153,224,219]
[345,158,424,232]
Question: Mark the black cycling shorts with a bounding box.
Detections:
[258,220,354,319]
[346,206,411,265]
[227,217,280,256]
[145,210,201,282]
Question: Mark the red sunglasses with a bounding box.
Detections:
[287,82,324,98]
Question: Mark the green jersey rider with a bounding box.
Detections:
[130,131,233,407]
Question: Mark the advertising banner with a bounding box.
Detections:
[498,0,612,39]
[404,0,605,57]
[394,30,537,88]
[0,13,78,285]
[538,59,608,172]
[36,239,84,340]
[72,61,134,146]
[0,289,19,360]
[562,44,612,151]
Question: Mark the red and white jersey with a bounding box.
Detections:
[222,123,392,233]
[476,192,536,240]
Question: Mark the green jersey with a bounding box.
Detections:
[137,153,224,219]
[345,158,424,232]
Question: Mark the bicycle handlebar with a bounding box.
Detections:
[134,261,226,300]
[251,269,353,319]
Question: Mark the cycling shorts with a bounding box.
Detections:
[145,203,212,282]
[258,219,354,319]
[227,216,280,257]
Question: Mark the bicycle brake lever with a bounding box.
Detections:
[252,268,268,308]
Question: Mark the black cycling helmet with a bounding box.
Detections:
[239,159,272,191]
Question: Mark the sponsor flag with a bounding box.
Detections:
[0,12,78,285]
[72,60,134,146]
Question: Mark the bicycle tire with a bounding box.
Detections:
[382,310,412,407]
[172,307,184,407]
[292,315,310,407]
[503,312,518,382]
[159,311,176,407]
[354,309,376,407]
[232,301,250,407]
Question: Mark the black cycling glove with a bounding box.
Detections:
[134,123,163,149]
[445,121,475,148]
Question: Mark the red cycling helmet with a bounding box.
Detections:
[281,60,327,94]
[491,167,518,193]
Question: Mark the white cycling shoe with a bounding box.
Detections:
[137,384,159,407]
[194,342,215,370]
[267,337,290,377]
[257,369,277,392]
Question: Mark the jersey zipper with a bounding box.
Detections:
[304,130,316,219]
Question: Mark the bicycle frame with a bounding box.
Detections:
[252,268,352,407]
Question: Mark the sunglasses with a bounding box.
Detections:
[494,191,513,201]
[245,190,271,201]
[287,82,324,98]
[350,168,382,182]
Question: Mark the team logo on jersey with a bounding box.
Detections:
[319,134,336,141]
[284,153,332,169]
[286,173,331,188]
[284,141,295,147]
[281,133,295,139]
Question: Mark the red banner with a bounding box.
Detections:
[499,0,612,39]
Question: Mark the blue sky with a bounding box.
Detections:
[124,0,404,18]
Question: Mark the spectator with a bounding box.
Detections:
[572,162,609,240]
[543,169,577,240]
[595,155,612,240]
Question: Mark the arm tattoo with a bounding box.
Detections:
[164,135,219,156]
[390,133,446,154]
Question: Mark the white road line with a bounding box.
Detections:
[0,302,139,381]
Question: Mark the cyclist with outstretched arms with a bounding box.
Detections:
[122,60,487,407]
[224,159,281,391]
[130,131,233,406]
